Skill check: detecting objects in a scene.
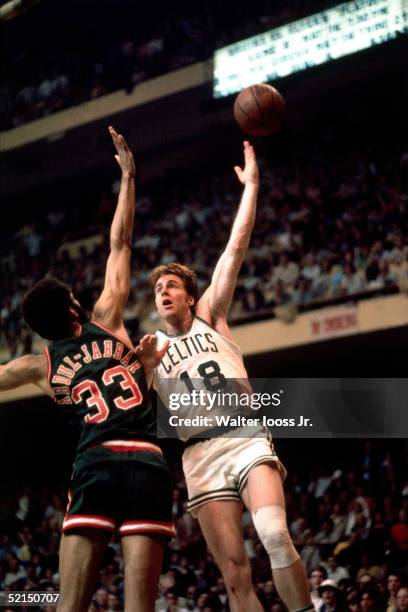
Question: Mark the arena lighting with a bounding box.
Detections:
[213,0,408,98]
[0,0,43,21]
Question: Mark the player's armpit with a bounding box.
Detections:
[92,289,120,327]
[196,287,212,324]
[0,354,47,392]
[196,284,235,342]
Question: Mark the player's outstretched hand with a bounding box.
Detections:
[108,126,135,178]
[135,334,169,370]
[234,141,259,187]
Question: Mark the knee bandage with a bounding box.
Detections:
[252,505,299,569]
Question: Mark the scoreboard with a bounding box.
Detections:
[213,0,408,97]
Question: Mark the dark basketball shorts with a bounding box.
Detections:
[63,440,175,539]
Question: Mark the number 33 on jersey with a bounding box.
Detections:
[45,321,156,453]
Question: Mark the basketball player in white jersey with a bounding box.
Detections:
[151,142,313,612]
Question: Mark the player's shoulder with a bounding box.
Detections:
[88,320,134,349]
[196,296,233,339]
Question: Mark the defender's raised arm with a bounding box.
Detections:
[92,127,136,332]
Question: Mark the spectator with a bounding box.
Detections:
[356,554,382,582]
[309,566,327,610]
[93,587,109,610]
[271,252,299,287]
[396,588,408,612]
[360,589,378,611]
[1,143,406,352]
[387,574,403,611]
[330,504,347,542]
[315,519,337,550]
[391,510,408,561]
[3,554,27,587]
[0,440,406,608]
[302,253,321,283]
[326,557,350,585]
[301,528,324,572]
[106,591,121,611]
[318,579,346,612]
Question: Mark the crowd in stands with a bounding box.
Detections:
[1,142,407,359]
[2,0,343,130]
[0,441,407,610]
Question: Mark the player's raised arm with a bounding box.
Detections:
[92,126,136,332]
[197,141,259,335]
[0,354,49,394]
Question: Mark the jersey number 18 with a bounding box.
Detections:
[180,360,227,392]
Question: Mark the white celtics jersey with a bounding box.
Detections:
[153,317,252,440]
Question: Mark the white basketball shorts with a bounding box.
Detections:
[182,426,287,516]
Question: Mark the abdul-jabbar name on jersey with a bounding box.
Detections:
[45,321,157,456]
[154,317,252,440]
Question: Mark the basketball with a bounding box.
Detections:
[233,83,285,136]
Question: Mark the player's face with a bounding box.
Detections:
[154,274,194,320]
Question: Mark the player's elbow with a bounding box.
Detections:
[110,236,132,252]
[228,228,252,254]
[110,283,129,303]
[225,243,247,262]
[0,369,13,391]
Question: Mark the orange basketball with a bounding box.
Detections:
[233,83,285,136]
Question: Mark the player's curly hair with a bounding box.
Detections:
[22,275,76,340]
[149,263,198,312]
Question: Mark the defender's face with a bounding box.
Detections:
[154,274,194,320]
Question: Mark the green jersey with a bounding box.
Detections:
[45,321,157,455]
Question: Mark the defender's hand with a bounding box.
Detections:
[108,126,135,178]
[135,335,169,370]
[234,141,259,186]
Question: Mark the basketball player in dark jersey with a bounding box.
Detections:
[0,127,173,612]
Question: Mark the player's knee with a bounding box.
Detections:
[252,505,299,569]
[221,555,252,594]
